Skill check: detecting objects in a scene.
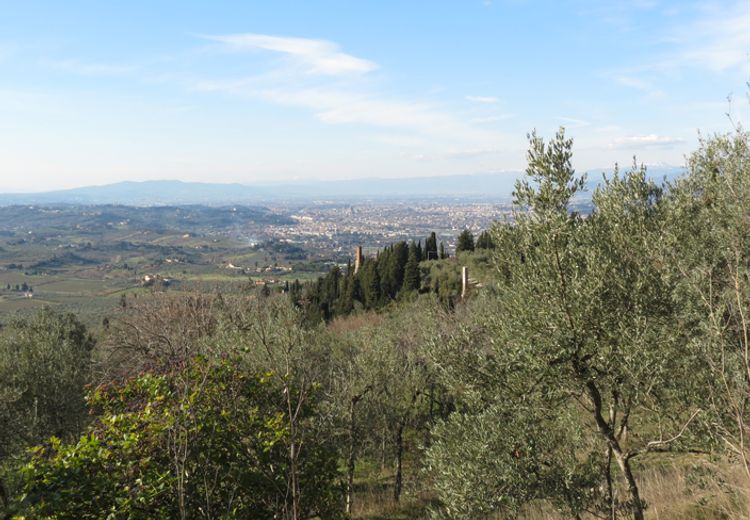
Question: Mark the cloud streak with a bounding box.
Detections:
[605,1,750,99]
[674,2,750,73]
[202,33,377,76]
[465,95,499,104]
[52,59,136,76]
[613,75,665,97]
[194,34,508,147]
[557,116,591,129]
[612,134,684,149]
[608,1,750,85]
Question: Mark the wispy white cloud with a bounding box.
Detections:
[613,75,649,90]
[193,34,508,147]
[672,2,750,73]
[471,114,513,124]
[611,134,684,149]
[201,33,377,76]
[255,87,504,144]
[372,134,430,147]
[465,95,499,104]
[444,147,500,159]
[603,1,750,99]
[610,1,750,82]
[613,75,665,97]
[594,124,623,134]
[579,0,662,33]
[52,59,136,76]
[557,116,590,129]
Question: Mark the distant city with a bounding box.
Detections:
[263,201,510,254]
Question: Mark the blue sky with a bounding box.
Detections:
[1,0,749,192]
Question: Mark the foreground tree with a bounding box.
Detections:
[220,295,343,519]
[87,294,343,519]
[402,242,421,293]
[429,129,702,519]
[13,356,343,519]
[427,398,602,519]
[0,309,94,509]
[325,323,381,514]
[427,294,603,519]
[98,293,223,379]
[667,130,750,482]
[369,301,441,503]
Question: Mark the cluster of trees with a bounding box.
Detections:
[3,282,32,293]
[1,297,347,519]
[296,229,497,322]
[294,234,442,321]
[0,291,452,518]
[3,128,750,519]
[425,128,750,519]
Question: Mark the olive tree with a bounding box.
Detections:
[427,129,702,519]
[12,356,343,519]
[0,309,94,510]
[666,130,750,480]
[219,295,344,520]
[325,322,381,514]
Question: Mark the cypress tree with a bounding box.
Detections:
[392,241,409,291]
[323,266,341,319]
[337,270,354,315]
[456,229,475,252]
[378,246,396,299]
[350,275,363,306]
[425,232,438,261]
[402,242,421,292]
[288,279,303,306]
[362,260,381,309]
[439,241,448,259]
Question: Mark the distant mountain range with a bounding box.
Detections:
[0,167,686,206]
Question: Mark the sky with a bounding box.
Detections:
[1,0,749,192]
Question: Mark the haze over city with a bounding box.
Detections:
[2,0,749,193]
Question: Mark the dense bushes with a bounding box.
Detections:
[0,309,95,510]
[14,357,343,519]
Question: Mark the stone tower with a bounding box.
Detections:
[354,246,364,274]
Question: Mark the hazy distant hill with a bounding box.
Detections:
[0,181,264,206]
[0,167,686,206]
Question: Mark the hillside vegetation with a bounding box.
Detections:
[3,128,750,519]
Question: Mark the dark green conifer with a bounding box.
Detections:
[402,242,421,292]
[362,260,381,308]
[425,232,438,261]
[456,229,475,252]
[391,241,409,294]
[337,270,354,315]
[378,246,396,298]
